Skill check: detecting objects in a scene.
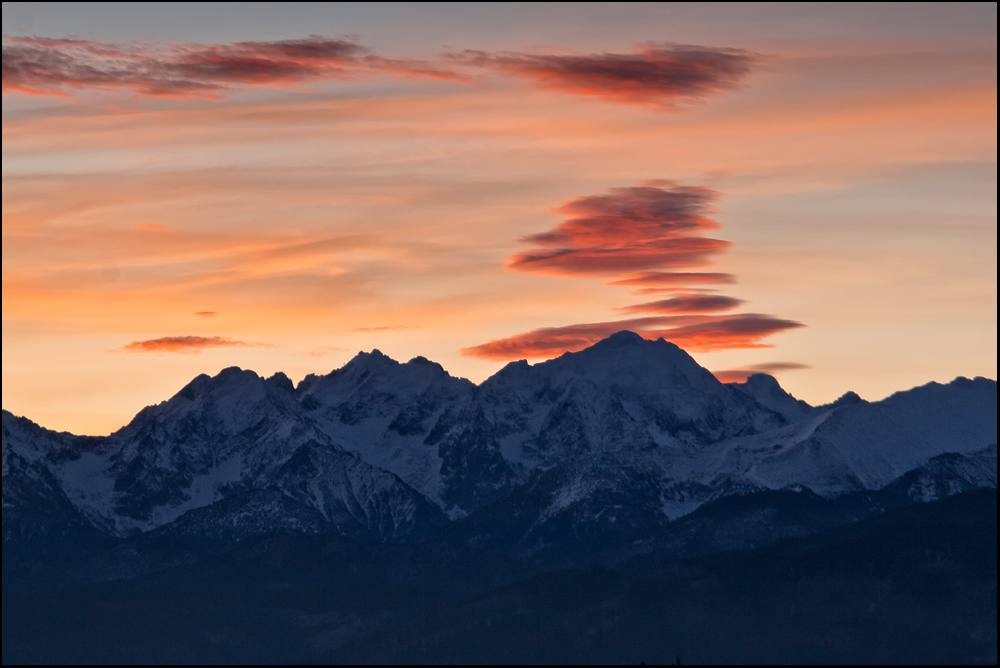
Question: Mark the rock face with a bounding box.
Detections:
[3,332,997,551]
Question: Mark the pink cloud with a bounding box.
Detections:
[507,185,729,277]
[712,362,811,383]
[466,181,806,361]
[618,294,744,314]
[607,272,736,287]
[462,315,803,360]
[460,43,756,108]
[117,335,261,354]
[2,35,461,98]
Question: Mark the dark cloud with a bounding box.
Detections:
[712,362,811,383]
[2,35,460,97]
[618,294,744,314]
[507,185,729,277]
[462,314,803,360]
[459,43,755,107]
[118,335,257,354]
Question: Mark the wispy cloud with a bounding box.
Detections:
[116,335,265,354]
[135,223,173,232]
[617,294,743,314]
[607,272,736,287]
[466,181,805,361]
[2,35,461,98]
[349,325,418,332]
[712,362,811,383]
[507,184,728,277]
[193,311,218,317]
[457,43,756,108]
[462,314,803,360]
[304,345,345,357]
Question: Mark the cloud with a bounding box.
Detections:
[304,345,345,357]
[618,294,744,314]
[507,185,729,277]
[462,315,803,360]
[459,43,755,108]
[2,35,460,98]
[193,311,218,317]
[465,181,806,360]
[349,325,418,332]
[712,362,811,383]
[117,335,261,354]
[607,272,735,287]
[135,223,173,232]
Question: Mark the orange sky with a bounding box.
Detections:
[2,4,996,435]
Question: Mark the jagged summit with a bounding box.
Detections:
[593,329,646,347]
[505,330,719,395]
[335,348,400,376]
[733,373,814,423]
[825,390,866,408]
[265,371,295,393]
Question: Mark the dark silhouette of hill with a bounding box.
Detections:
[3,490,995,664]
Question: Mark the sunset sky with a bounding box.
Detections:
[3,2,996,435]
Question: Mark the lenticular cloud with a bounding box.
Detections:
[119,336,256,354]
[465,182,805,361]
[462,315,803,360]
[712,362,812,383]
[459,43,756,108]
[1,35,459,97]
[507,185,728,277]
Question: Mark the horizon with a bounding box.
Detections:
[4,329,996,438]
[2,3,997,435]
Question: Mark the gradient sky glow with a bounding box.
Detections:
[3,2,997,435]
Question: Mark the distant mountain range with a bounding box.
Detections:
[4,331,997,663]
[4,331,996,560]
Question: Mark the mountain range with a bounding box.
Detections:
[4,330,996,560]
[4,331,997,663]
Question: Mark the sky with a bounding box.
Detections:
[2,2,996,435]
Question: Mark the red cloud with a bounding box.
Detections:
[118,336,257,354]
[712,362,811,383]
[462,315,803,361]
[461,44,755,108]
[2,35,460,98]
[469,181,806,360]
[507,185,729,277]
[618,294,744,314]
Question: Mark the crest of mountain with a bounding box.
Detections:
[3,366,442,543]
[712,376,997,497]
[2,332,996,551]
[730,373,815,423]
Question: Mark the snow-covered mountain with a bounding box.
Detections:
[3,332,996,552]
[3,367,443,543]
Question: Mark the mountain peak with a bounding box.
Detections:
[743,373,782,392]
[172,367,265,402]
[733,373,814,423]
[343,349,400,373]
[828,390,866,408]
[266,372,294,393]
[596,330,646,348]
